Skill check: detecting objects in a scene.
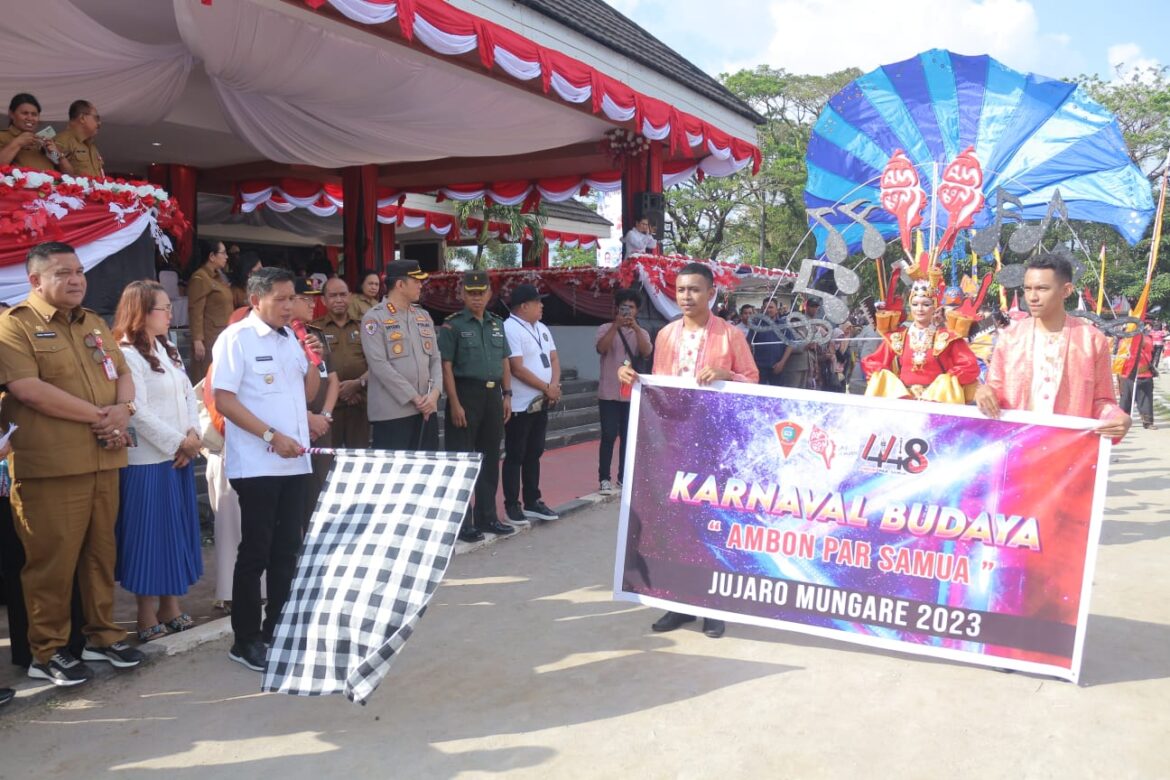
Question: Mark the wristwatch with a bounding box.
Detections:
[502,389,513,397]
[262,427,276,444]
[125,401,137,416]
[322,411,333,422]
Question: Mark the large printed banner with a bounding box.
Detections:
[614,377,1111,682]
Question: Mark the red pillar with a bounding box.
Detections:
[148,163,198,269]
[379,220,396,272]
[521,238,550,268]
[342,164,378,282]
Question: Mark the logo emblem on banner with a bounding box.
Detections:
[774,421,803,458]
[809,425,836,468]
[860,433,931,474]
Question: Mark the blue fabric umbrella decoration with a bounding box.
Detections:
[804,49,1156,256]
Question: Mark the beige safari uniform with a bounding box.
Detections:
[0,293,130,661]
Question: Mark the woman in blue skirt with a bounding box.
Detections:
[113,281,204,641]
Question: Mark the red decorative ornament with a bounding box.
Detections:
[880,149,926,258]
[936,146,985,253]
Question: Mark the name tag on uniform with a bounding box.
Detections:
[34,331,57,338]
[540,353,551,368]
[102,356,118,380]
[255,355,274,362]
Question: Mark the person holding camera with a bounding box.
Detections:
[502,284,561,525]
[595,289,651,494]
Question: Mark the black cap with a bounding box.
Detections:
[510,283,544,307]
[385,259,428,281]
[294,278,321,296]
[804,297,822,307]
[462,270,491,292]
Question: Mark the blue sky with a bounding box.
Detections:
[605,0,1169,81]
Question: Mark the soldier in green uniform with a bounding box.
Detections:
[439,270,515,542]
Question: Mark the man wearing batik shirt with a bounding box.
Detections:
[619,262,758,639]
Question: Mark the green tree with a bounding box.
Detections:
[551,244,598,267]
[450,198,547,269]
[663,65,861,266]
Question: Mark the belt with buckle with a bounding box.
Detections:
[456,378,498,388]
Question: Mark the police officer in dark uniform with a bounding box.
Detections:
[439,270,514,542]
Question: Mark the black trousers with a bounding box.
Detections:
[229,474,313,645]
[1120,377,1154,424]
[445,380,503,529]
[373,414,439,451]
[0,496,84,667]
[597,400,631,483]
[503,408,548,508]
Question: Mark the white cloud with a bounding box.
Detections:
[763,0,1084,78]
[1107,42,1162,81]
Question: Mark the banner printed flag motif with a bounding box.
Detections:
[263,449,481,704]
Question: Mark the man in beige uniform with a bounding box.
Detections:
[361,260,442,450]
[314,276,370,448]
[53,100,104,178]
[0,242,145,687]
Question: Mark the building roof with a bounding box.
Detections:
[507,0,766,125]
[542,198,612,227]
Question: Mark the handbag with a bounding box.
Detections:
[617,326,652,373]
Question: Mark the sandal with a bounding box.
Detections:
[163,613,195,633]
[213,600,232,615]
[136,623,167,643]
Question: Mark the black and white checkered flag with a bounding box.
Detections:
[262,449,481,704]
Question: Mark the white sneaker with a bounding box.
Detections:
[600,479,615,494]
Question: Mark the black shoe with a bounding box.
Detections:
[651,611,696,632]
[478,520,516,536]
[82,641,145,669]
[0,687,14,707]
[458,526,485,543]
[523,500,560,521]
[504,504,529,526]
[228,640,267,672]
[28,649,93,687]
[703,619,726,638]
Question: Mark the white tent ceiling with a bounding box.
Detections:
[1,0,673,174]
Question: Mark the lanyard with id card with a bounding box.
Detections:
[519,321,550,368]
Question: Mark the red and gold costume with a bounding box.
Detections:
[862,323,980,403]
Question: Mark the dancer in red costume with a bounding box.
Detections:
[862,278,980,403]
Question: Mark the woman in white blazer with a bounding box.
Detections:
[112,281,204,641]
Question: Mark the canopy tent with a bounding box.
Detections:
[0,0,762,285]
[0,0,760,178]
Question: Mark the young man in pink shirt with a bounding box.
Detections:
[619,262,758,638]
[975,254,1130,440]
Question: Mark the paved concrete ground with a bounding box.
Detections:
[0,441,605,692]
[0,388,1166,778]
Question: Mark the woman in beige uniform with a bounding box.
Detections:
[186,240,234,381]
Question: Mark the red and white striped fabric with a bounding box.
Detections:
[237,180,602,246]
[299,0,761,176]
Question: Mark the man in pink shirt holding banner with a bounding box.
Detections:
[620,262,758,638]
[975,254,1130,440]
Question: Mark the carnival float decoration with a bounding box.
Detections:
[792,49,1156,343]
